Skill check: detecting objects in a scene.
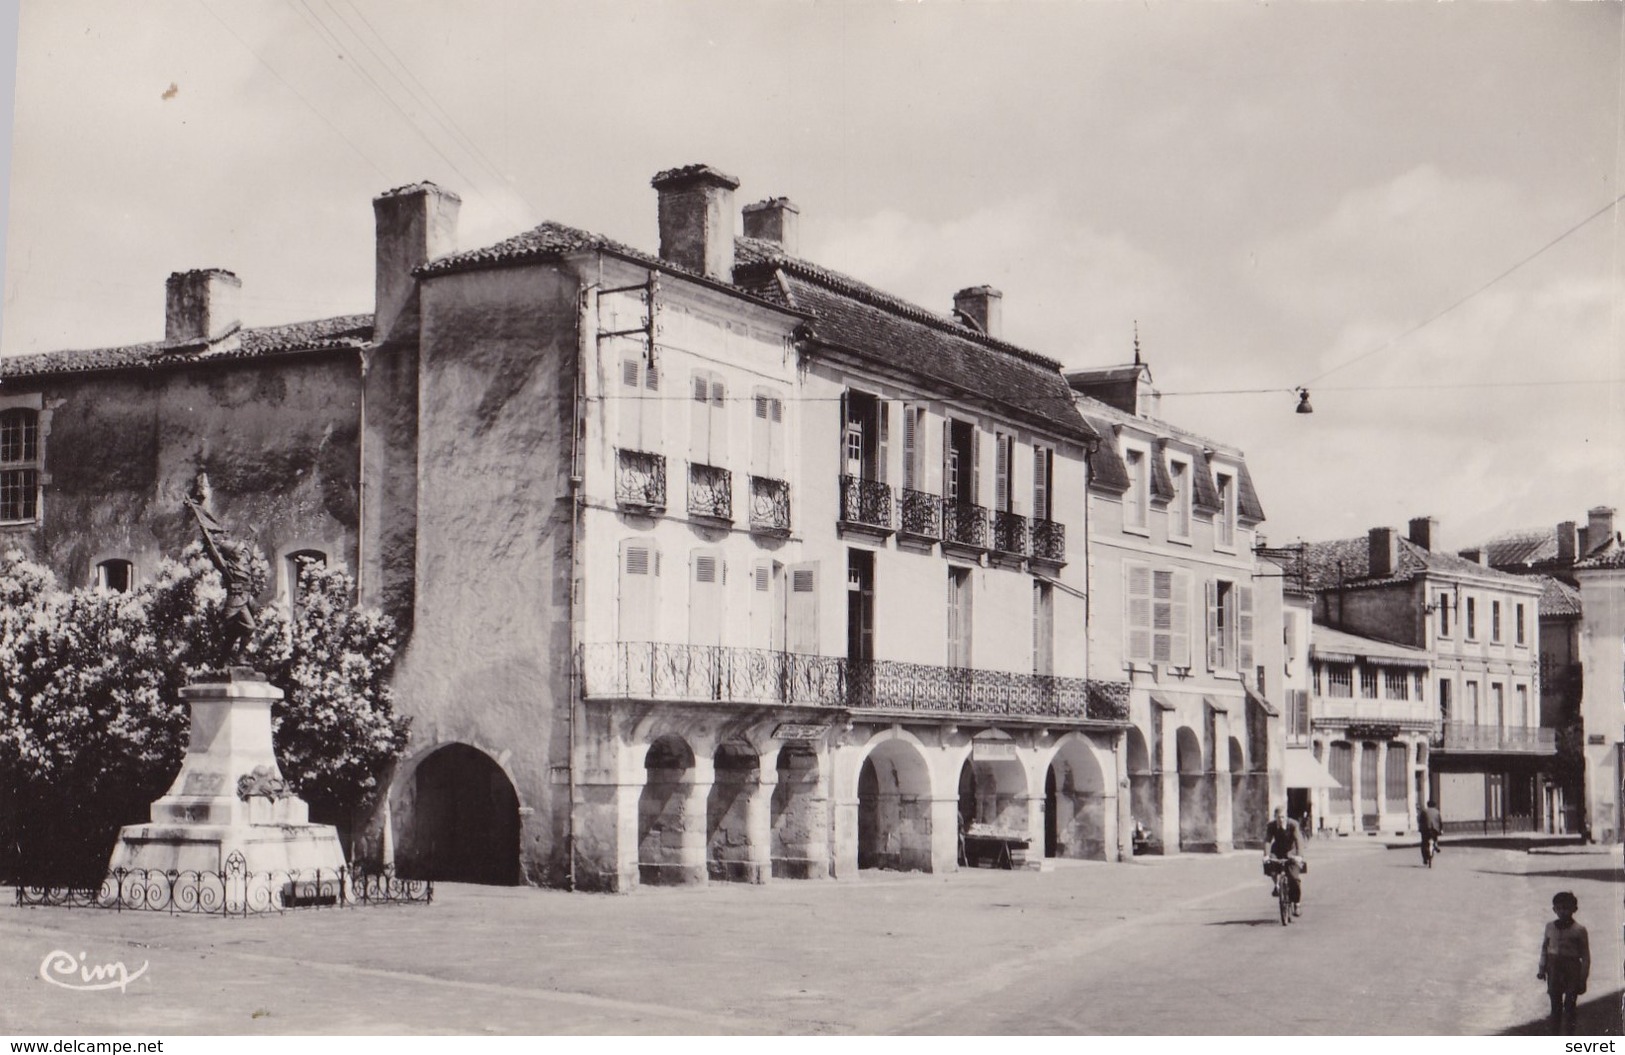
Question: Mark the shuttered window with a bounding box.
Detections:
[1205,579,1252,672]
[1126,563,1189,666]
[618,539,661,642]
[995,432,1013,512]
[1032,445,1054,522]
[947,567,973,668]
[786,562,819,655]
[751,387,785,478]
[1033,581,1054,676]
[689,369,727,466]
[618,356,662,450]
[689,548,726,645]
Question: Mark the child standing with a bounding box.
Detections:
[1536,891,1590,1034]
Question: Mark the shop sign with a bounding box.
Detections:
[972,740,1019,761]
[773,723,829,741]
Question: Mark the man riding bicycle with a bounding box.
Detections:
[1418,799,1443,865]
[1264,806,1305,917]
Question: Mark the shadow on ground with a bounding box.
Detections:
[1472,868,1625,883]
[1498,989,1623,1036]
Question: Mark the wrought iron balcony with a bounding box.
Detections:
[748,475,791,535]
[941,500,990,549]
[1031,518,1066,564]
[615,449,666,512]
[687,462,732,522]
[1437,721,1556,754]
[839,475,893,532]
[899,488,942,539]
[581,641,1131,724]
[992,510,1028,556]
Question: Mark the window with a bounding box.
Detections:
[1414,672,1426,701]
[750,559,785,652]
[1437,592,1452,638]
[285,550,326,620]
[842,391,888,482]
[1438,678,1452,722]
[0,408,40,523]
[1384,669,1409,700]
[1126,564,1192,666]
[1327,664,1353,698]
[618,356,662,450]
[944,419,977,504]
[994,432,1015,513]
[690,549,727,645]
[1491,682,1504,729]
[1515,603,1526,646]
[96,559,133,593]
[1032,445,1054,522]
[1516,684,1530,727]
[947,567,973,668]
[751,387,786,479]
[618,538,661,642]
[846,549,874,663]
[1385,749,1408,805]
[786,562,819,655]
[1360,668,1378,699]
[1287,689,1310,743]
[1033,581,1054,676]
[1205,578,1253,672]
[901,405,928,492]
[1123,447,1148,531]
[1465,596,1478,640]
[1214,471,1236,548]
[689,370,728,467]
[1168,457,1191,541]
[1283,612,1297,667]
[1465,680,1480,724]
[1491,600,1502,643]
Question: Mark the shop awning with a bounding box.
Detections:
[1284,749,1342,789]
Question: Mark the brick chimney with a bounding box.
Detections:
[652,164,740,281]
[165,269,241,344]
[742,198,799,256]
[374,182,461,345]
[1586,506,1616,553]
[953,286,1003,339]
[1369,527,1400,578]
[1457,547,1488,566]
[1556,521,1578,565]
[1407,516,1438,552]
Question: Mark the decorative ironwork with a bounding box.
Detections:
[992,510,1028,556]
[748,475,791,535]
[839,475,893,531]
[900,488,941,539]
[687,462,732,521]
[941,500,989,549]
[582,642,1131,723]
[1031,518,1066,563]
[14,852,433,916]
[1438,722,1556,753]
[615,449,666,512]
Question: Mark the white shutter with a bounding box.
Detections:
[1171,569,1192,667]
[1033,445,1049,522]
[750,560,782,652]
[970,428,981,505]
[942,420,955,502]
[995,434,1011,512]
[619,540,658,642]
[1125,563,1152,663]
[691,372,711,464]
[1237,584,1254,672]
[710,379,728,463]
[689,550,724,645]
[1205,579,1220,671]
[877,401,889,483]
[620,358,642,448]
[786,562,819,654]
[1151,570,1173,663]
[902,407,917,491]
[752,392,770,477]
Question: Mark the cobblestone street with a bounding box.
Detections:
[2,838,1619,1036]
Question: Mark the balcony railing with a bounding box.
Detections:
[1312,697,1438,727]
[1031,518,1066,564]
[748,475,791,535]
[687,462,732,522]
[581,641,1131,723]
[992,510,1028,556]
[941,501,990,549]
[1437,722,1556,754]
[839,475,893,532]
[615,449,666,512]
[899,488,942,539]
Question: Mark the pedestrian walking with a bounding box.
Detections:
[1417,799,1443,866]
[1536,891,1590,1034]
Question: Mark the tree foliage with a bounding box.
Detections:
[0,547,409,882]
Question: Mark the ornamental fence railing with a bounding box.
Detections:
[747,475,791,535]
[687,462,733,521]
[900,488,942,539]
[839,475,893,531]
[1031,518,1066,563]
[615,449,667,512]
[580,641,1131,723]
[1437,722,1556,753]
[991,510,1028,556]
[942,501,990,549]
[14,851,432,916]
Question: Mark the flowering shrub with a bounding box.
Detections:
[0,547,409,882]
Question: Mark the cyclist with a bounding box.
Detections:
[1417,799,1444,866]
[1264,806,1305,917]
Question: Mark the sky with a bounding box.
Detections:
[1,0,1621,549]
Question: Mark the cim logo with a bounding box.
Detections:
[39,949,149,993]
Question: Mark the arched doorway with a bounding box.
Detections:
[707,741,761,882]
[856,738,933,871]
[1229,737,1255,848]
[962,731,1028,837]
[1046,736,1109,860]
[1175,726,1211,852]
[639,735,698,886]
[408,743,521,885]
[1125,726,1157,852]
[771,743,825,879]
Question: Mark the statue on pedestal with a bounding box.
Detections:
[184,472,257,661]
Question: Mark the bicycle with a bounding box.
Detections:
[1264,855,1304,926]
[1420,832,1439,868]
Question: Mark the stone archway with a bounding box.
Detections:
[402,743,521,885]
[856,738,933,871]
[1125,726,1158,851]
[963,731,1029,836]
[771,743,827,879]
[1046,735,1109,860]
[639,735,699,886]
[707,740,763,883]
[1175,725,1213,852]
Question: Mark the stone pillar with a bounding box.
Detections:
[1401,740,1417,832]
[1349,741,1365,833]
[1211,708,1234,853]
[676,756,715,886]
[1157,710,1181,855]
[1374,740,1389,828]
[741,760,775,884]
[1115,730,1133,863]
[929,795,962,873]
[830,794,859,878]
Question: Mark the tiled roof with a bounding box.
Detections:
[733,240,1096,444]
[1072,394,1262,520]
[1575,537,1625,570]
[1302,535,1537,591]
[417,220,659,277]
[1533,575,1583,617]
[1,315,374,379]
[1310,624,1431,666]
[1482,527,1555,568]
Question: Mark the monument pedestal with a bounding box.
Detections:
[107,669,346,902]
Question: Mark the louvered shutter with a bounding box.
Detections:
[642,360,662,446]
[620,358,642,448]
[1033,445,1049,522]
[1236,584,1254,672]
[619,540,658,642]
[1205,579,1220,670]
[1151,570,1174,663]
[1125,563,1152,663]
[876,402,889,483]
[752,392,770,477]
[995,434,1011,512]
[970,428,981,505]
[786,562,819,654]
[710,379,728,463]
[690,550,724,645]
[942,420,955,502]
[902,407,917,491]
[690,373,711,464]
[1170,569,1192,667]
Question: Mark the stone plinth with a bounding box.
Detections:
[107,669,347,882]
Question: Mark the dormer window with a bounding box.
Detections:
[1168,455,1191,541]
[1214,471,1236,549]
[1123,444,1149,532]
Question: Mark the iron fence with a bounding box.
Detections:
[1438,722,1556,753]
[748,475,791,535]
[14,851,432,916]
[581,641,1131,723]
[687,462,732,521]
[615,449,666,512]
[942,500,990,549]
[839,475,893,531]
[1031,518,1066,563]
[900,488,942,539]
[992,510,1028,556]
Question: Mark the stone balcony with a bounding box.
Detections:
[1436,721,1556,754]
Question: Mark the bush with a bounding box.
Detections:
[0,547,409,882]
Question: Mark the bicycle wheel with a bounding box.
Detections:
[1279,880,1291,926]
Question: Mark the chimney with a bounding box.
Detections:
[742,198,800,256]
[374,182,461,345]
[1586,506,1617,553]
[953,286,1003,339]
[165,269,241,344]
[1369,527,1400,578]
[652,164,740,281]
[1407,516,1438,552]
[1556,521,1578,565]
[1457,547,1487,566]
